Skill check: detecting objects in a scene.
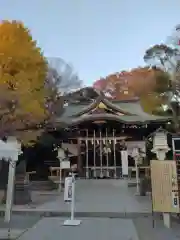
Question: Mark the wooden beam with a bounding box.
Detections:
[77,136,82,176]
[78,136,130,141]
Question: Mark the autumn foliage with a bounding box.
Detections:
[93,67,165,113]
[0,20,48,143]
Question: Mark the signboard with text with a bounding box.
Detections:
[151,160,180,213]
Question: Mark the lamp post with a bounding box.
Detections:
[151,128,171,228]
[57,148,65,192]
[151,129,170,161]
[132,147,140,195]
[57,147,70,192]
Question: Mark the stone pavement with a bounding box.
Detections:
[1,179,151,218]
[1,216,180,240]
[11,216,180,240]
[18,217,140,240]
[134,216,180,240]
[0,181,180,239]
[0,215,41,239]
[35,179,152,217]
[0,229,25,239]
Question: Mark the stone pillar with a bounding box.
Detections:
[13,160,32,205]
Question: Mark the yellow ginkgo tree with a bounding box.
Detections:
[0,20,50,144]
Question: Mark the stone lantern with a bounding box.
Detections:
[57,148,70,192]
[58,148,70,169]
[0,137,22,223]
[151,128,171,228]
[151,128,170,161]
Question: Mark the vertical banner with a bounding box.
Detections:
[121,150,128,176]
[64,176,72,202]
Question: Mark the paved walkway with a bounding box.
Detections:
[1,181,180,240]
[0,180,152,217]
[38,180,151,215]
[18,217,140,240]
[0,215,41,239]
[1,215,180,240]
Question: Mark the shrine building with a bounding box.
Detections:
[47,87,171,179]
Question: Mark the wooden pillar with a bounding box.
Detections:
[99,129,103,178]
[113,129,117,178]
[93,130,96,178]
[77,136,82,177]
[85,129,89,178]
[106,128,109,178]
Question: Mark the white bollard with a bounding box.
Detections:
[63,173,81,226]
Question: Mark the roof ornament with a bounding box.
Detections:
[98,102,107,109]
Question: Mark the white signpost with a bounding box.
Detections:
[63,173,81,226]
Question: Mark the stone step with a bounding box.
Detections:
[30,181,58,191]
[0,209,152,219]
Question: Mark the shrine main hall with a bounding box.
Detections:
[46,87,171,179]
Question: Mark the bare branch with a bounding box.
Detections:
[47,57,82,94]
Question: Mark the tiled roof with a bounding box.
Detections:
[56,99,170,125]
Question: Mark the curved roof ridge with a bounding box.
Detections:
[101,98,135,116]
[111,98,140,103]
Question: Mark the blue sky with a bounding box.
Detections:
[0,0,180,85]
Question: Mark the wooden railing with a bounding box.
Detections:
[48,165,150,180]
[48,167,70,183]
[83,166,150,179]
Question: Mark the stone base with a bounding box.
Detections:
[163,213,171,228]
[2,183,32,205]
[14,183,32,205]
[30,180,58,191]
[63,219,81,226]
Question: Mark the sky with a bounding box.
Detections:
[0,0,180,86]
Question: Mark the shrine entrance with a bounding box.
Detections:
[80,134,126,179]
[75,120,137,179]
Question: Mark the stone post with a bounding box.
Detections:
[151,129,171,228]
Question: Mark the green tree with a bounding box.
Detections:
[144,43,180,130]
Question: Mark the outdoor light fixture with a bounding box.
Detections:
[152,131,168,150]
[58,147,70,169]
[151,128,170,161]
[6,136,22,155]
[57,147,65,160]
